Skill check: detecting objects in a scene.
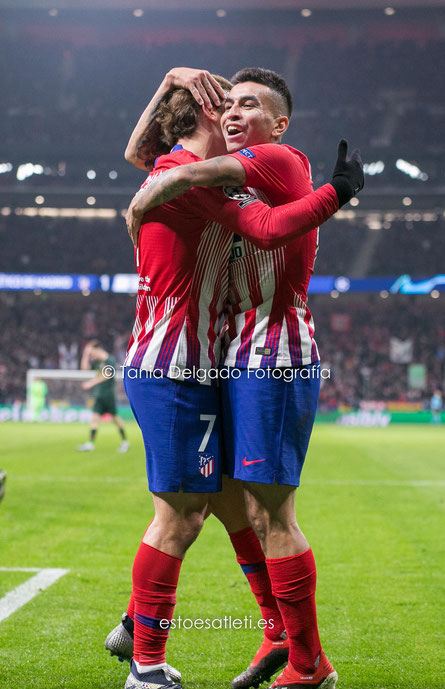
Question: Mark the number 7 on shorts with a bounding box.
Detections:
[198,414,216,452]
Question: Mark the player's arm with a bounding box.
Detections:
[125,68,226,171]
[80,342,94,371]
[82,376,106,390]
[204,185,341,249]
[125,156,246,243]
[211,140,364,248]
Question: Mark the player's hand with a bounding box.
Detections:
[81,380,91,390]
[126,194,145,247]
[165,68,227,110]
[330,139,364,208]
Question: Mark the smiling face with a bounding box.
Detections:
[221,81,289,153]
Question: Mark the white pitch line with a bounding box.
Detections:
[317,479,445,486]
[0,567,41,572]
[0,568,69,623]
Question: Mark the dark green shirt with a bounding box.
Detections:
[91,356,116,400]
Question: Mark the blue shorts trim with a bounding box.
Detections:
[220,364,320,486]
[124,369,222,493]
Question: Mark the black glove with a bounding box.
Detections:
[330,139,364,207]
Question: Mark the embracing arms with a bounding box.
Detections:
[125,141,364,248]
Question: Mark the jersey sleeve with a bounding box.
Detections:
[187,183,339,250]
[228,144,313,197]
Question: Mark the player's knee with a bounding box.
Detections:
[179,511,205,547]
[246,503,269,544]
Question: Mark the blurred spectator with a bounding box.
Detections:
[0,292,443,408]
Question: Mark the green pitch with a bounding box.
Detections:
[0,423,444,689]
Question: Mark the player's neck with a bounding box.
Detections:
[178,129,225,161]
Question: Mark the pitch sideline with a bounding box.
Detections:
[0,567,69,623]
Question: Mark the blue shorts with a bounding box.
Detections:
[124,369,222,493]
[220,364,320,486]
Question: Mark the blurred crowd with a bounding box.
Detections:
[1,34,444,188]
[2,214,444,278]
[312,295,445,409]
[1,293,443,408]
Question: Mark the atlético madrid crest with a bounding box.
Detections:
[198,454,215,477]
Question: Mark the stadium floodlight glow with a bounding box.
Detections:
[216,9,227,17]
[35,196,45,205]
[16,163,44,181]
[301,8,312,17]
[380,290,389,299]
[109,170,118,179]
[1,207,11,216]
[11,207,117,219]
[384,7,395,15]
[402,197,412,206]
[86,170,96,180]
[396,159,428,181]
[48,8,58,16]
[0,163,13,174]
[431,290,440,299]
[86,196,96,205]
[330,290,339,298]
[133,8,143,16]
[363,161,385,176]
[349,197,359,207]
[334,276,350,293]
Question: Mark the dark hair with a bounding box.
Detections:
[231,67,292,117]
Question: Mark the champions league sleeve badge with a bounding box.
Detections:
[223,186,258,209]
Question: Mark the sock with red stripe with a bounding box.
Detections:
[132,541,182,665]
[230,527,285,641]
[266,548,321,674]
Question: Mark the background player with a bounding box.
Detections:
[77,340,129,453]
[28,376,48,422]
[123,68,363,689]
[430,389,443,423]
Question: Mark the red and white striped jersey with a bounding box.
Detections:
[125,144,337,377]
[222,144,320,368]
[124,147,233,377]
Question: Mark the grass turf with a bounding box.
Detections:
[0,422,444,689]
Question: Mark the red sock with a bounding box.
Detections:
[132,541,182,664]
[127,520,154,621]
[230,527,285,641]
[126,592,134,620]
[266,548,321,674]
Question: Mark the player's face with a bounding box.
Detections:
[221,81,286,153]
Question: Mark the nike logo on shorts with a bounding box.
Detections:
[242,457,266,466]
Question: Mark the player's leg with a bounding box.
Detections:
[226,365,337,688]
[210,477,287,679]
[210,478,285,639]
[77,411,101,451]
[117,369,221,688]
[127,490,208,689]
[112,413,130,452]
[244,482,336,689]
[217,379,287,689]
